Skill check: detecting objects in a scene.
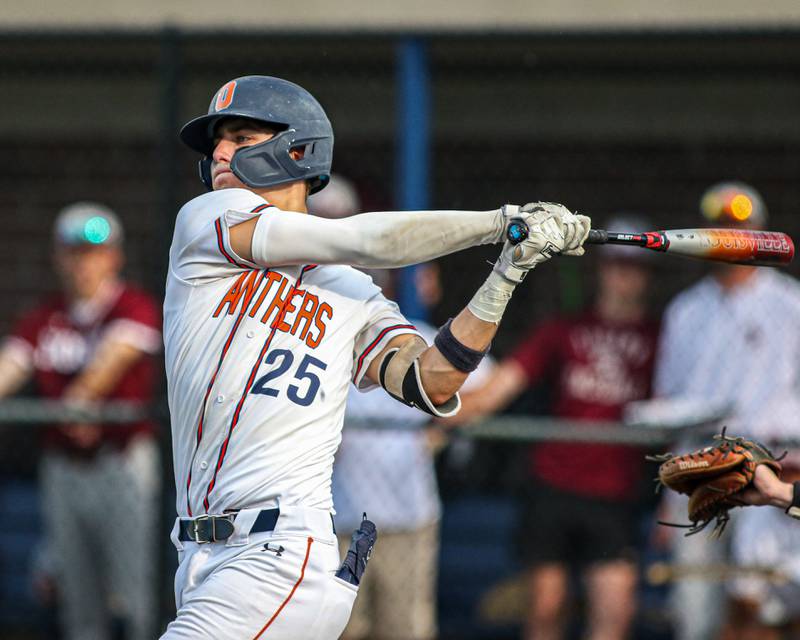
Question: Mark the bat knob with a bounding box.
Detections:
[506,219,529,245]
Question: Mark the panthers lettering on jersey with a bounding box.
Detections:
[164,188,419,517]
[212,270,333,349]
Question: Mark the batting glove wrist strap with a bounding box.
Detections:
[786,481,800,520]
[434,318,490,373]
[493,254,530,284]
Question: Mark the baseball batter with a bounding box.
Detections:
[161,75,590,640]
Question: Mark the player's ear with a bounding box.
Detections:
[287,145,311,197]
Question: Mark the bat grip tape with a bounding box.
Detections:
[585,229,607,244]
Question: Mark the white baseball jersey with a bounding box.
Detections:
[654,269,800,442]
[655,269,800,629]
[164,188,420,518]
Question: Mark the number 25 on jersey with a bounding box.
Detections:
[251,349,327,406]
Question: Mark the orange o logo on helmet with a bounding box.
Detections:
[215,81,237,112]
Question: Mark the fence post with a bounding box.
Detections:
[157,26,182,297]
[395,37,430,321]
[156,25,182,632]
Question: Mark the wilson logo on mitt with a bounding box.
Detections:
[677,460,710,470]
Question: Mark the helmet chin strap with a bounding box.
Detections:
[199,157,214,190]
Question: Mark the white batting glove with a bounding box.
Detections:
[515,202,591,256]
[557,209,592,256]
[468,202,591,324]
[494,203,567,283]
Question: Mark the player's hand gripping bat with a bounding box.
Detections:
[505,221,794,267]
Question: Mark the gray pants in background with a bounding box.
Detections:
[668,492,735,640]
[40,437,160,640]
[338,521,439,640]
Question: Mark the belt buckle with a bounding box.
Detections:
[192,515,212,544]
[190,514,235,543]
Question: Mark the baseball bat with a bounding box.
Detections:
[506,221,794,267]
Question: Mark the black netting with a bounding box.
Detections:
[1,29,799,640]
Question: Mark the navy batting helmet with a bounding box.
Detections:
[180,76,333,194]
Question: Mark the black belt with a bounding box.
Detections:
[179,508,280,543]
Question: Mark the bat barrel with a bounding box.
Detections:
[664,229,794,267]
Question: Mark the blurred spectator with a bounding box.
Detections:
[0,202,162,640]
[311,176,491,640]
[652,182,800,640]
[452,216,659,640]
[331,282,444,640]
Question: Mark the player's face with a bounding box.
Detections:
[54,244,123,300]
[211,119,277,191]
[598,260,650,305]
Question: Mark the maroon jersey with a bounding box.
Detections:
[6,281,162,453]
[510,311,659,500]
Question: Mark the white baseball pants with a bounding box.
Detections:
[161,505,357,640]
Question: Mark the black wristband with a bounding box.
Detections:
[786,481,800,518]
[434,318,489,373]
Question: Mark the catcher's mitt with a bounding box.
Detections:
[647,428,785,536]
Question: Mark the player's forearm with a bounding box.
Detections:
[772,482,795,510]
[248,208,504,268]
[753,465,796,509]
[419,308,497,406]
[65,341,144,401]
[452,361,529,424]
[0,346,33,398]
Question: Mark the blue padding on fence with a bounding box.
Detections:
[438,493,520,639]
[395,37,430,322]
[0,480,43,627]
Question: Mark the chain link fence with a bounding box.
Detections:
[1,28,799,639]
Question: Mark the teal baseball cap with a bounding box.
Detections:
[53,202,124,246]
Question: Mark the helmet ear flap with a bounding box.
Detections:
[309,174,329,195]
[199,157,213,190]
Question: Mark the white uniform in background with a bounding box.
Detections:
[335,322,494,533]
[334,323,443,532]
[161,188,421,640]
[333,322,492,640]
[654,268,800,638]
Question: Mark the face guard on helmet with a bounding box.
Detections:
[180,76,334,194]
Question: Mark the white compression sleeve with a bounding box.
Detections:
[250,208,504,268]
